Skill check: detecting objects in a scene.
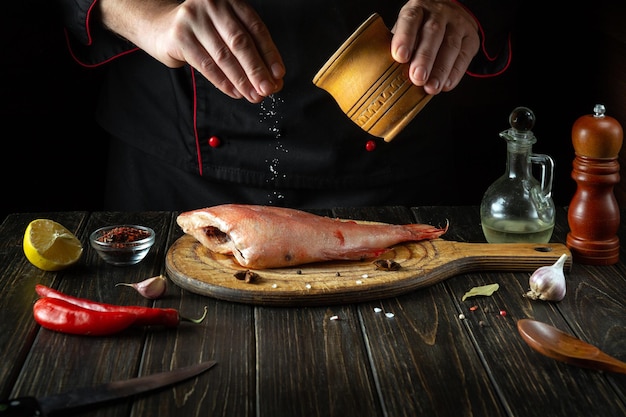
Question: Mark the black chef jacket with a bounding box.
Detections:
[56,0,520,210]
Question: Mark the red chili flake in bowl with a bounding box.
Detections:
[97,226,151,244]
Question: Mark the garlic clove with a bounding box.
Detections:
[524,254,568,302]
[116,274,167,299]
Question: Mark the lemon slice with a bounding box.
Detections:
[23,219,84,271]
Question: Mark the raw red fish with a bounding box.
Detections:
[176,204,447,269]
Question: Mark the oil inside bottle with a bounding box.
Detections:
[481,218,555,243]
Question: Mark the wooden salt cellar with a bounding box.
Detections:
[567,104,624,265]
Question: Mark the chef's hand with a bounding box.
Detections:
[99,0,285,103]
[391,0,480,95]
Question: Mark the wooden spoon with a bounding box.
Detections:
[517,318,626,374]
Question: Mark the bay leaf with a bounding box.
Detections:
[461,283,500,301]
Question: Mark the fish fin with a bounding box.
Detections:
[322,248,390,262]
[405,221,448,240]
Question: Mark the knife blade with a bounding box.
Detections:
[0,360,216,417]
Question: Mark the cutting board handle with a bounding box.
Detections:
[437,240,572,271]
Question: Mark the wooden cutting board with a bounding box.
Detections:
[165,234,572,306]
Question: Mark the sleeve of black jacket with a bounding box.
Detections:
[54,0,136,65]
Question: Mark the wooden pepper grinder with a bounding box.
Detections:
[567,104,623,265]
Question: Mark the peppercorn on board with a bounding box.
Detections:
[165,234,571,306]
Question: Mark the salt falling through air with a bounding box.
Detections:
[259,94,288,204]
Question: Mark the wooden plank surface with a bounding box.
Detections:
[414,206,626,417]
[2,207,626,417]
[252,209,382,417]
[255,305,382,417]
[131,218,256,417]
[334,206,506,416]
[0,212,89,401]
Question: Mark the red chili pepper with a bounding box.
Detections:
[34,285,207,335]
[36,284,181,327]
[33,298,138,336]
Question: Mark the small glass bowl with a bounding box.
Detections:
[89,225,155,266]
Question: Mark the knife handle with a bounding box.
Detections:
[0,397,44,417]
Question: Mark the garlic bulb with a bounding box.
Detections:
[524,254,568,301]
[116,275,167,299]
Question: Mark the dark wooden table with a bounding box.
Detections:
[1,206,625,417]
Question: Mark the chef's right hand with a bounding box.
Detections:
[99,0,285,103]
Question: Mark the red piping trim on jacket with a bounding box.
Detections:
[65,0,139,67]
[191,68,203,175]
[453,0,512,78]
[466,32,512,78]
[64,28,139,67]
[85,0,98,45]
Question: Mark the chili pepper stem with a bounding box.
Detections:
[180,306,208,324]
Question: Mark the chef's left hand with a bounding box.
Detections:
[391,0,480,95]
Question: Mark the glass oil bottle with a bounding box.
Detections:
[480,107,555,243]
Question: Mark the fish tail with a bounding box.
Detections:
[405,220,448,240]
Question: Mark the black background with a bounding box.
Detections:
[0,1,606,221]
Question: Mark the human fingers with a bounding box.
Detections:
[231,2,286,94]
[167,0,284,102]
[390,6,424,64]
[419,6,479,93]
[391,0,479,95]
[434,30,479,92]
[207,0,285,101]
[158,1,250,100]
